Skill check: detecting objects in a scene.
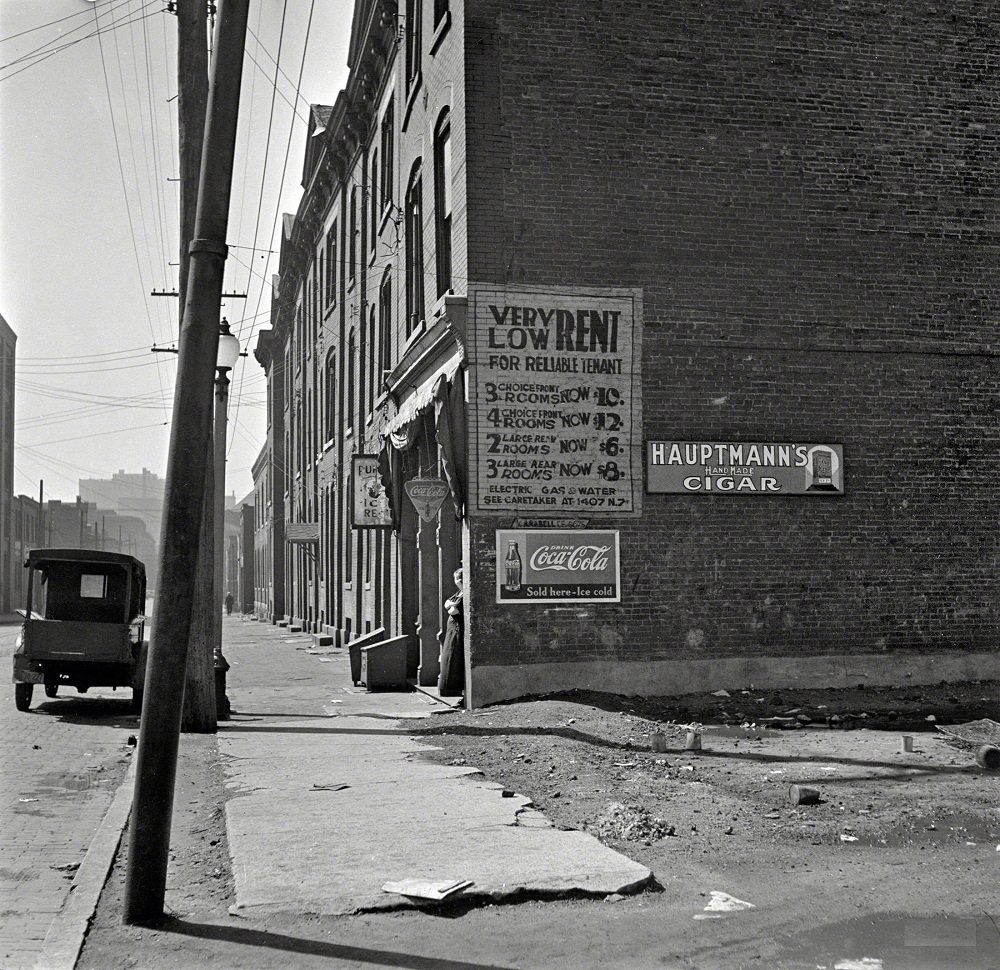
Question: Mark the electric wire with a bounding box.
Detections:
[92,3,169,405]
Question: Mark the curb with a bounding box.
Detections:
[34,755,137,970]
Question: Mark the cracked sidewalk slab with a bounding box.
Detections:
[219,714,652,917]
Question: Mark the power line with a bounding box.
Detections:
[92,3,169,406]
[0,0,131,45]
[231,0,316,457]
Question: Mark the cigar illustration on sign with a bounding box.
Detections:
[495,530,621,604]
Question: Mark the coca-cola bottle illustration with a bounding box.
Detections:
[504,540,522,594]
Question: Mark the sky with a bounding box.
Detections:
[0,0,353,505]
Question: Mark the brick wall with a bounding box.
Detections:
[463,0,1000,677]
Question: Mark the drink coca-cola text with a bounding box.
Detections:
[528,545,611,572]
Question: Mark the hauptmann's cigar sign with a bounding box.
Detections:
[468,284,643,516]
[647,441,845,495]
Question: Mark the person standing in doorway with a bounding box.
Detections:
[438,568,464,696]
[225,591,234,615]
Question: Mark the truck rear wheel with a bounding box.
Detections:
[15,683,33,711]
[44,684,58,698]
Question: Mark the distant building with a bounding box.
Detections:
[224,491,255,615]
[9,493,40,611]
[78,468,164,544]
[0,314,14,613]
[44,498,157,587]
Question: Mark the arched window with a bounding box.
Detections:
[433,108,452,297]
[369,149,379,257]
[346,328,356,433]
[378,269,392,385]
[404,161,424,337]
[324,350,337,442]
[349,187,358,283]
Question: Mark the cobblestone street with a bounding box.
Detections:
[0,622,135,970]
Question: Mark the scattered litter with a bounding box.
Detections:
[679,765,695,772]
[320,708,340,717]
[832,959,883,970]
[613,761,638,768]
[605,893,626,902]
[925,715,936,722]
[382,878,473,901]
[318,658,333,663]
[901,735,914,753]
[311,783,350,792]
[763,812,780,820]
[693,890,755,920]
[32,744,41,750]
[768,769,785,775]
[594,802,675,842]
[126,735,138,746]
[501,789,515,798]
[51,862,80,873]
[711,689,731,698]
[819,766,838,772]
[327,699,343,704]
[840,834,859,842]
[18,797,38,803]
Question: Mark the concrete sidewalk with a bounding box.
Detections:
[217,616,652,917]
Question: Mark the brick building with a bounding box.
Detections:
[0,314,15,613]
[254,0,1000,705]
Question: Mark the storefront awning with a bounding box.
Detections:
[383,351,464,451]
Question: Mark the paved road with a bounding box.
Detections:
[0,622,136,970]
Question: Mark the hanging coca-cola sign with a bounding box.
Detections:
[404,477,450,522]
[495,529,620,603]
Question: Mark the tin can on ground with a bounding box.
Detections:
[900,735,914,753]
[975,744,1000,770]
[685,730,702,751]
[650,732,667,753]
[788,784,821,806]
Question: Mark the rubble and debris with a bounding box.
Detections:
[788,785,820,806]
[593,803,676,843]
[693,890,756,920]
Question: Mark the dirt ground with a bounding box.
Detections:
[77,681,1000,970]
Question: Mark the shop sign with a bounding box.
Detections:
[647,441,845,495]
[495,529,620,604]
[468,283,643,516]
[352,455,392,528]
[404,477,450,522]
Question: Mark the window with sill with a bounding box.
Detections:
[405,0,421,92]
[324,349,337,439]
[380,99,394,214]
[368,304,377,415]
[346,327,356,435]
[325,222,337,307]
[349,187,358,284]
[433,108,452,297]
[378,269,392,385]
[369,150,378,257]
[404,160,424,338]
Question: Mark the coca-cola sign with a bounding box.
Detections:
[404,477,450,522]
[495,529,620,604]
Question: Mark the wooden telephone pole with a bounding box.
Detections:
[177,0,218,733]
[124,0,250,924]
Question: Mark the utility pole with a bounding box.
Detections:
[177,0,217,734]
[37,480,43,548]
[123,0,250,924]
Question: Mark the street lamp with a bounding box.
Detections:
[213,318,240,718]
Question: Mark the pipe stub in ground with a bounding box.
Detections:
[788,784,821,806]
[975,744,1000,770]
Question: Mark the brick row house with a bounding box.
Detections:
[252,0,1000,706]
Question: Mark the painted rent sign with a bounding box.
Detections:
[647,441,845,495]
[468,283,643,516]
